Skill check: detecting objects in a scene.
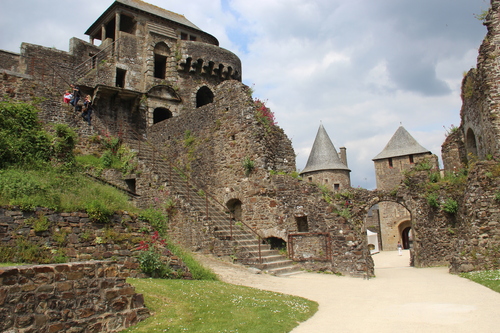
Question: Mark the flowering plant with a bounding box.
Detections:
[137,231,172,278]
[254,99,277,128]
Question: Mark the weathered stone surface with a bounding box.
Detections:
[0,262,150,332]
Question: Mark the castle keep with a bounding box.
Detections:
[1,0,500,288]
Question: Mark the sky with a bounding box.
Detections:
[0,0,490,189]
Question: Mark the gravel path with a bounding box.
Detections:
[195,250,500,333]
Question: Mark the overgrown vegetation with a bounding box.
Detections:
[254,98,277,130]
[123,279,318,332]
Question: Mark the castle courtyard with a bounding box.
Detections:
[196,252,500,333]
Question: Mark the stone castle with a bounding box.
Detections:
[1,0,500,282]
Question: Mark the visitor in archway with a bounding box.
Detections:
[397,241,403,256]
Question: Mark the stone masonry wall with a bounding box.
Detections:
[457,0,500,159]
[0,207,191,279]
[0,261,150,333]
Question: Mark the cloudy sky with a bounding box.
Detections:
[0,0,489,189]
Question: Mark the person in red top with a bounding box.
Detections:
[63,90,72,104]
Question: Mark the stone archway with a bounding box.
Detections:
[226,198,242,221]
[401,226,412,249]
[365,200,411,252]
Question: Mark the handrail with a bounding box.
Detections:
[126,127,263,263]
[74,38,121,81]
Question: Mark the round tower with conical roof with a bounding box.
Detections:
[300,124,351,191]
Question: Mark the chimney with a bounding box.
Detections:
[339,147,348,167]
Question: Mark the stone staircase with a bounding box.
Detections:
[128,139,301,276]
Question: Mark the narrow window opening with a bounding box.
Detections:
[125,179,136,193]
[334,184,340,191]
[116,68,126,88]
[409,155,414,164]
[308,177,313,182]
[296,216,309,232]
[154,54,167,79]
[388,158,393,168]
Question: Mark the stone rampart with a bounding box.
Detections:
[0,261,150,332]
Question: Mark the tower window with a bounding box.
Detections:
[409,155,414,164]
[388,158,393,168]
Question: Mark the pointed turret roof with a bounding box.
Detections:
[372,126,431,161]
[301,124,350,174]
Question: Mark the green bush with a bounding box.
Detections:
[0,100,52,168]
[427,193,440,208]
[442,198,459,214]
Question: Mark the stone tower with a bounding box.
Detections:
[373,125,436,191]
[300,124,351,191]
[372,125,438,251]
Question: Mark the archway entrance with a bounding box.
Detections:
[153,107,172,124]
[226,199,242,221]
[401,226,412,249]
[365,201,411,251]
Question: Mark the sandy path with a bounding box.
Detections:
[195,250,500,333]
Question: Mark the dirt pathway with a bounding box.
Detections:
[195,250,500,332]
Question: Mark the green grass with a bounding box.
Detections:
[0,167,137,213]
[123,279,318,333]
[460,269,500,293]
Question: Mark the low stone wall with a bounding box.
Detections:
[0,261,150,332]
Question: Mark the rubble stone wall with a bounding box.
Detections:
[0,261,150,333]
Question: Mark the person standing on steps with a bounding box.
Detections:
[397,241,403,256]
[70,84,81,111]
[82,95,93,126]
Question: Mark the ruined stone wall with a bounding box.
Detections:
[457,0,500,159]
[147,80,296,190]
[450,161,500,272]
[0,50,20,72]
[0,261,150,332]
[0,207,191,278]
[441,128,467,172]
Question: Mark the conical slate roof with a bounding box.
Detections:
[372,126,431,161]
[301,124,350,174]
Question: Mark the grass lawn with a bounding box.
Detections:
[459,269,500,293]
[123,278,318,333]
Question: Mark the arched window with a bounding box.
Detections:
[226,199,242,221]
[196,86,214,108]
[153,107,172,124]
[466,128,478,157]
[154,42,170,79]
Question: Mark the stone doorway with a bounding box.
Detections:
[365,201,411,251]
[226,198,242,221]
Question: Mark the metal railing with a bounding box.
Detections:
[127,128,263,263]
[74,38,121,81]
